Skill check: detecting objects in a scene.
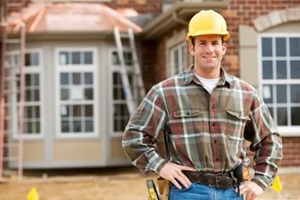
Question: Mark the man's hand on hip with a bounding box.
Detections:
[239,181,264,200]
[159,162,196,190]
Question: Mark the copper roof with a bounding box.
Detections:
[7,3,142,33]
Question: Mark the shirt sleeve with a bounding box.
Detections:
[122,86,168,175]
[245,90,283,190]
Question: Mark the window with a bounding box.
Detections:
[56,48,98,137]
[170,43,188,76]
[260,35,300,129]
[5,50,43,138]
[110,49,140,135]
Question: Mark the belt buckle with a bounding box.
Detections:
[215,173,223,188]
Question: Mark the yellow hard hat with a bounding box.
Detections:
[186,10,230,42]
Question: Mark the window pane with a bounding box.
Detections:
[262,61,273,79]
[61,120,70,132]
[26,122,32,134]
[33,89,40,101]
[277,107,287,126]
[33,74,39,85]
[32,52,39,66]
[276,85,287,103]
[85,105,93,117]
[25,74,31,86]
[25,89,31,101]
[73,120,82,132]
[291,84,300,103]
[124,52,132,65]
[276,60,287,79]
[174,49,179,74]
[290,37,300,57]
[262,37,272,57]
[72,73,81,85]
[60,73,69,85]
[35,122,40,133]
[291,60,300,79]
[275,38,286,57]
[84,88,93,100]
[72,52,81,64]
[84,52,93,64]
[73,105,82,117]
[59,52,69,65]
[61,105,69,117]
[35,106,40,118]
[85,120,93,132]
[60,88,69,100]
[112,52,119,65]
[291,107,300,125]
[263,85,273,103]
[84,73,93,85]
[25,53,31,66]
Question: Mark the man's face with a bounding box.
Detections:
[189,34,226,72]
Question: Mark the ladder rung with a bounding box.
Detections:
[5,39,21,44]
[119,33,130,38]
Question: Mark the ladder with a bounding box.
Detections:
[113,27,145,116]
[0,0,26,181]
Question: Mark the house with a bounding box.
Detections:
[0,0,299,174]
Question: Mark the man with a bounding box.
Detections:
[122,10,283,200]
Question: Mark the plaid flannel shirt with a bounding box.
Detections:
[122,66,283,189]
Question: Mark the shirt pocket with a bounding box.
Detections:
[226,110,250,139]
[170,109,204,136]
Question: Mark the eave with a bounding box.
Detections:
[141,1,228,39]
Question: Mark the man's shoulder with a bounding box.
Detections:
[155,72,189,88]
[226,73,256,92]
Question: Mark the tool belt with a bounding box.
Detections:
[183,171,236,188]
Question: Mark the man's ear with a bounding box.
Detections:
[222,43,227,55]
[189,44,195,55]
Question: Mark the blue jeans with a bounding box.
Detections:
[169,183,243,200]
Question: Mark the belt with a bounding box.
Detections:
[183,171,236,188]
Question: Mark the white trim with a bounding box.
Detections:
[55,47,99,139]
[108,47,134,137]
[170,43,186,76]
[278,127,300,137]
[258,33,300,137]
[8,48,44,140]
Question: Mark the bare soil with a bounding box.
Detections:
[0,167,299,200]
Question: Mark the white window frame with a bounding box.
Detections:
[108,48,137,137]
[55,47,99,138]
[170,43,186,76]
[258,33,300,136]
[7,49,44,140]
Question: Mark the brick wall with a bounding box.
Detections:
[105,0,162,14]
[221,0,300,77]
[280,137,300,167]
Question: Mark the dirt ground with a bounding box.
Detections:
[0,166,299,200]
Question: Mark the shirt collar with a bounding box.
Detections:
[184,65,231,88]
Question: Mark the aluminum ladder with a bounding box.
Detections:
[113,27,145,116]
